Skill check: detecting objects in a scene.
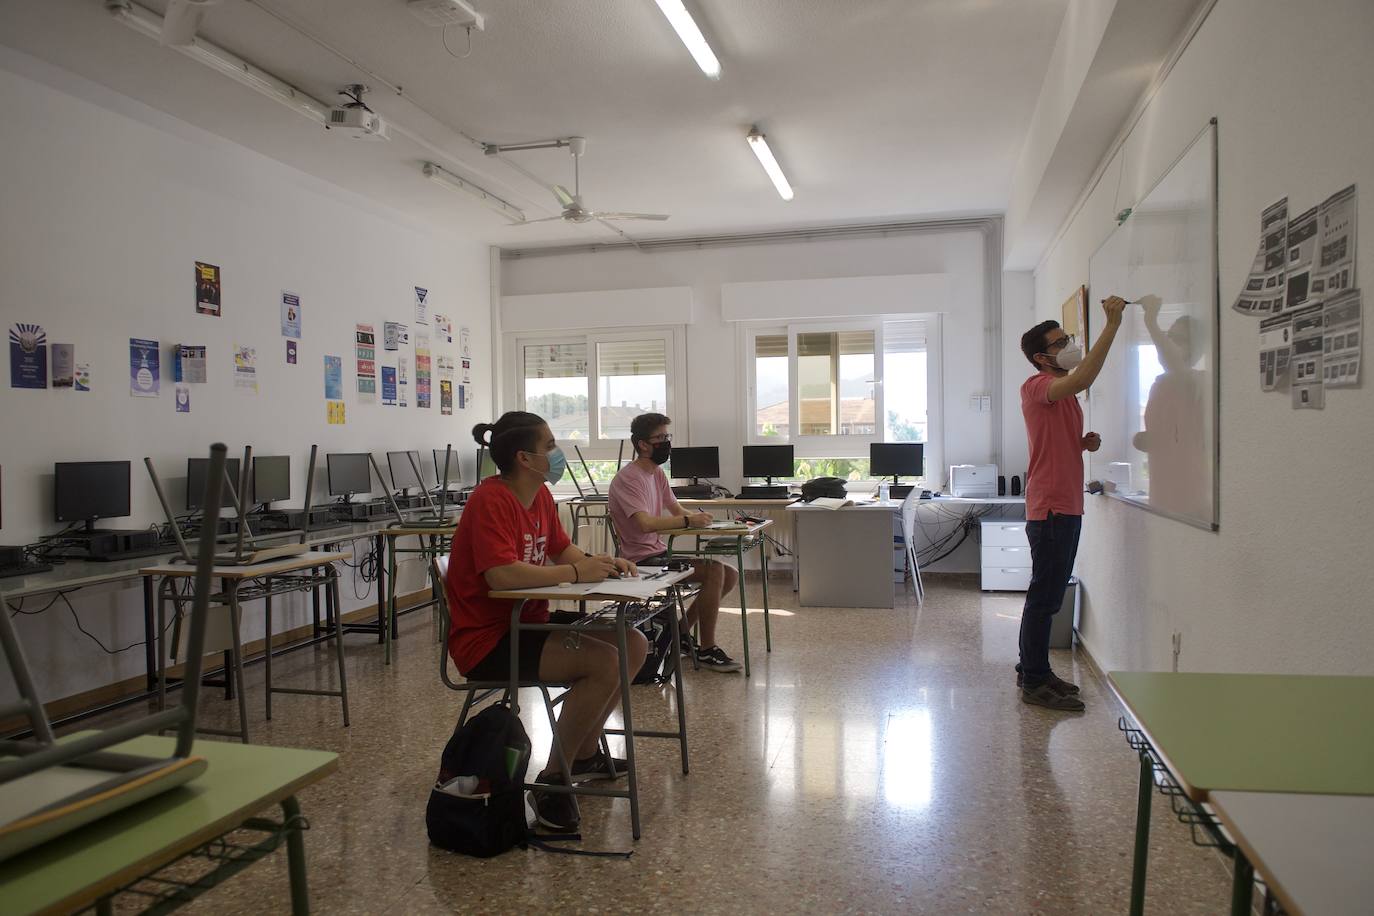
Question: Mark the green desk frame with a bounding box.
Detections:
[0,734,337,916]
[379,524,456,665]
[663,521,773,677]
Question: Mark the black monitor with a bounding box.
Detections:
[252,455,291,505]
[434,449,462,487]
[476,447,498,480]
[55,461,131,530]
[669,447,720,481]
[743,445,794,482]
[387,450,424,492]
[186,457,242,510]
[870,443,924,482]
[327,452,372,498]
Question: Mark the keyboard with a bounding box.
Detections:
[737,486,791,499]
[0,560,54,580]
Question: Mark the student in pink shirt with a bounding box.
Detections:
[1016,295,1126,710]
[608,413,742,673]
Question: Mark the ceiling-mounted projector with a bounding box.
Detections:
[327,84,389,140]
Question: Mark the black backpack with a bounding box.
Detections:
[425,702,532,858]
[801,476,848,501]
[631,602,678,685]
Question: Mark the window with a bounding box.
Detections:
[512,328,682,449]
[745,318,936,477]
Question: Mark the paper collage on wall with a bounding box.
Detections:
[1232,184,1360,408]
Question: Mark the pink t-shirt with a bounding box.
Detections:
[608,461,678,562]
[1021,372,1085,520]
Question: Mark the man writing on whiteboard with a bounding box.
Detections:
[1016,295,1127,711]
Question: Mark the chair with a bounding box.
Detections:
[0,444,229,862]
[896,490,926,602]
[430,557,580,802]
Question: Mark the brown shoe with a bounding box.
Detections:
[1021,683,1085,711]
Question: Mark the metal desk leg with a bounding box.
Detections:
[735,539,751,678]
[330,566,351,727]
[155,578,168,713]
[385,537,397,665]
[667,589,689,775]
[1129,750,1153,916]
[143,575,156,693]
[311,578,322,641]
[264,577,274,722]
[227,581,250,744]
[373,533,386,645]
[615,603,641,840]
[281,795,311,915]
[759,539,772,652]
[1230,850,1254,916]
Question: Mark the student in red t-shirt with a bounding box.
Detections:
[1016,295,1126,711]
[445,411,644,831]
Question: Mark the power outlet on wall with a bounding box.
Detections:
[968,393,991,413]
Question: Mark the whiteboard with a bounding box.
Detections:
[1087,121,1218,530]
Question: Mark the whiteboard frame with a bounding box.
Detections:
[1087,118,1220,531]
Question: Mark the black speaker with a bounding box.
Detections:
[1010,475,1022,496]
[997,475,1007,496]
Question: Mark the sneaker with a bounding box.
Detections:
[696,645,742,673]
[569,748,629,783]
[1014,669,1080,695]
[679,629,698,658]
[529,774,580,831]
[1021,683,1086,712]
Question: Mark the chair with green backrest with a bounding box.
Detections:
[0,444,229,862]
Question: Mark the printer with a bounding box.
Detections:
[949,464,998,498]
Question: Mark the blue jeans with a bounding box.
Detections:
[1018,512,1082,686]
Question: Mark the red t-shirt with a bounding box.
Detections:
[444,477,571,674]
[1021,372,1085,520]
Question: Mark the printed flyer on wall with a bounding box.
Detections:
[384,321,408,351]
[356,323,377,398]
[234,345,258,393]
[129,337,160,397]
[174,344,207,383]
[287,340,298,364]
[460,325,471,358]
[9,323,47,389]
[74,363,91,392]
[415,333,432,409]
[398,355,409,407]
[327,400,346,425]
[50,343,74,388]
[281,290,302,338]
[381,365,397,405]
[175,385,191,413]
[195,261,221,316]
[440,379,453,415]
[414,286,429,325]
[324,354,343,401]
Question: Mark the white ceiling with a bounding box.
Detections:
[0,0,1072,247]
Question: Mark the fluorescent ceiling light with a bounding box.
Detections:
[746,128,793,201]
[423,162,525,223]
[652,0,720,79]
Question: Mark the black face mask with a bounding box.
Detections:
[649,442,672,465]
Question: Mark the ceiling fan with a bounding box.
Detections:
[483,136,669,225]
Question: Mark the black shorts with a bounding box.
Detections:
[463,610,583,681]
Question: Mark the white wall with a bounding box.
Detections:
[1033,0,1374,675]
[501,223,1014,572]
[0,54,492,700]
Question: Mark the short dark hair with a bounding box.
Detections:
[630,413,671,445]
[472,411,546,475]
[1020,320,1061,369]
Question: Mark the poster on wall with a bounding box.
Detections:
[74,363,91,392]
[281,291,302,338]
[381,366,397,405]
[384,321,408,351]
[1059,285,1088,342]
[327,400,346,425]
[398,355,409,407]
[129,337,160,397]
[324,354,342,401]
[414,286,429,325]
[1233,197,1289,315]
[1322,288,1362,389]
[356,323,377,399]
[287,340,298,364]
[461,357,472,384]
[460,326,471,358]
[174,345,207,383]
[435,314,452,344]
[415,333,432,409]
[459,383,472,410]
[195,262,221,316]
[233,345,258,393]
[51,343,74,388]
[440,379,453,415]
[9,323,47,389]
[1290,303,1325,409]
[175,385,191,413]
[1313,184,1357,299]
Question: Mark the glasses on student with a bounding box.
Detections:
[1046,334,1076,351]
[648,434,673,444]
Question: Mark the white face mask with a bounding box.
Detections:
[1052,341,1083,371]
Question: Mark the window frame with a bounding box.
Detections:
[741,315,942,479]
[507,325,686,456]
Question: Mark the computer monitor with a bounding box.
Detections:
[433,449,463,487]
[869,443,924,482]
[387,450,424,492]
[55,461,131,529]
[326,452,372,498]
[668,447,720,481]
[476,447,498,479]
[252,455,291,506]
[186,457,242,510]
[742,445,794,482]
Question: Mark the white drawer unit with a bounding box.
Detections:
[981,519,1031,591]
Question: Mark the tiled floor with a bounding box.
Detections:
[85,574,1235,914]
